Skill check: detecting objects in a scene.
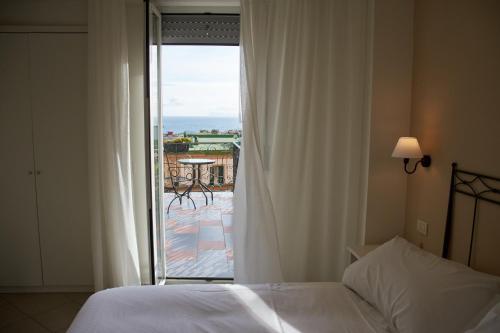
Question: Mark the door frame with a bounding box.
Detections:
[144,0,164,285]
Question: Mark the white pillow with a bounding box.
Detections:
[342,236,500,333]
[465,300,500,333]
[463,294,500,331]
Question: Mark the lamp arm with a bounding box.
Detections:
[403,158,421,174]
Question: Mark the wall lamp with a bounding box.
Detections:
[392,137,431,174]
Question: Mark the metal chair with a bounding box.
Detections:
[204,143,229,192]
[164,150,196,214]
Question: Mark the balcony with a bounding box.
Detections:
[163,138,239,279]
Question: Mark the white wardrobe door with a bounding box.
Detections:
[29,33,93,286]
[0,33,43,286]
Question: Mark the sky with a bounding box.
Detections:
[162,45,240,118]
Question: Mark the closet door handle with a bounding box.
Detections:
[28,171,33,175]
[36,170,41,175]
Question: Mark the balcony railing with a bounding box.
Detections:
[164,141,240,193]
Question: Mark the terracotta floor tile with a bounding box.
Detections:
[63,293,92,306]
[199,226,224,242]
[33,302,81,333]
[199,219,221,227]
[167,249,197,261]
[226,249,234,260]
[164,192,233,278]
[0,302,26,328]
[198,240,225,251]
[0,318,50,333]
[174,224,199,234]
[1,293,69,316]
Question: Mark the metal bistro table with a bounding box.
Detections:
[177,158,216,208]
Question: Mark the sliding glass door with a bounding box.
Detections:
[147,2,165,284]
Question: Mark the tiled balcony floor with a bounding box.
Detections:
[163,191,234,279]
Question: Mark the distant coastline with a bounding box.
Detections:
[163,116,242,134]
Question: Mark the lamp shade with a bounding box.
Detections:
[392,137,423,158]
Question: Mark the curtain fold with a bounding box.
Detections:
[234,0,372,283]
[88,0,142,290]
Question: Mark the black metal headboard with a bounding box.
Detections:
[442,163,500,266]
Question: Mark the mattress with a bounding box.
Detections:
[68,282,392,333]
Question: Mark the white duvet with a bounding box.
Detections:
[68,282,392,333]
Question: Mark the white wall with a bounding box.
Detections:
[363,0,414,244]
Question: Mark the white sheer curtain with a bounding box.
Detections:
[88,0,142,290]
[234,0,372,283]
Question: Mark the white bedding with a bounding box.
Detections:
[343,237,500,333]
[68,282,392,333]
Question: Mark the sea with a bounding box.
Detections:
[163,116,242,134]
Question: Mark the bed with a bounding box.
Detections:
[68,283,391,333]
[69,164,500,333]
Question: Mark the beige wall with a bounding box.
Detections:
[0,0,87,26]
[405,0,500,275]
[363,0,414,244]
[6,0,498,277]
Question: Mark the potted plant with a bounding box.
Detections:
[164,137,192,153]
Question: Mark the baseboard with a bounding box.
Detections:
[0,285,94,293]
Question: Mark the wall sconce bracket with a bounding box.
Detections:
[421,155,431,168]
[403,155,431,174]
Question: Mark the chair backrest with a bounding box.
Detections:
[164,144,192,191]
[164,151,178,178]
[204,143,230,187]
[164,148,183,192]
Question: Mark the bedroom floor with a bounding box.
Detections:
[164,191,234,279]
[0,292,90,332]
